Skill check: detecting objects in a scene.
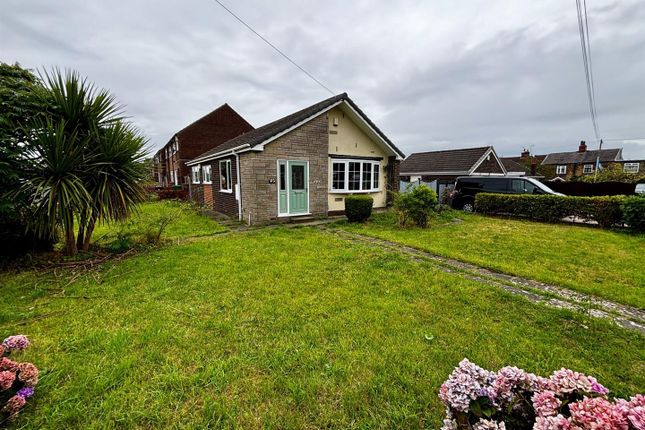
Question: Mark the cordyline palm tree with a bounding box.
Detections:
[19,69,147,255]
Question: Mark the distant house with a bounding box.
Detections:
[186,93,404,225]
[400,146,507,198]
[539,141,644,181]
[153,104,254,187]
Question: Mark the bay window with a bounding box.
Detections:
[331,159,381,192]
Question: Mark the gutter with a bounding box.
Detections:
[233,149,242,221]
[186,144,251,166]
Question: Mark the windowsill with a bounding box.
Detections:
[220,189,233,194]
[203,181,212,185]
[192,182,200,185]
[277,212,311,218]
[329,189,381,194]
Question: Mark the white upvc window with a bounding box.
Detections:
[623,162,640,174]
[556,165,567,175]
[583,164,594,174]
[219,159,232,193]
[191,166,201,184]
[331,159,381,192]
[202,165,212,184]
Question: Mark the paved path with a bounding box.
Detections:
[323,228,645,334]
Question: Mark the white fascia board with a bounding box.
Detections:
[186,144,250,166]
[468,147,507,175]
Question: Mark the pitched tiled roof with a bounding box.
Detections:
[500,157,529,174]
[400,146,492,174]
[541,148,622,165]
[189,93,404,164]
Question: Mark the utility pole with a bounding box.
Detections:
[593,138,603,183]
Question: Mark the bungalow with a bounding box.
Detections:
[186,93,405,225]
[399,146,507,199]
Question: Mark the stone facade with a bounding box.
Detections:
[239,113,329,225]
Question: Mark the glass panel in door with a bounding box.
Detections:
[278,161,288,214]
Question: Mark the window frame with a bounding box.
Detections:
[202,165,212,184]
[556,165,567,175]
[623,162,640,174]
[330,159,381,193]
[583,164,594,174]
[219,159,233,193]
[191,166,201,184]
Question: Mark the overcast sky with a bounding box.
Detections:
[2,0,645,159]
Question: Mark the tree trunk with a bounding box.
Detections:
[76,218,85,251]
[81,214,96,251]
[65,227,77,256]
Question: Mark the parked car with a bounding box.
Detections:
[635,183,645,195]
[450,176,565,211]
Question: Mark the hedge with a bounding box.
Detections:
[345,195,373,222]
[622,195,645,232]
[474,193,625,228]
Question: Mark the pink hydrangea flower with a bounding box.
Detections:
[569,396,628,430]
[17,362,39,387]
[1,394,27,417]
[533,390,562,417]
[439,358,496,412]
[2,335,30,351]
[473,418,506,429]
[0,357,19,372]
[550,368,593,394]
[534,414,573,430]
[492,365,540,404]
[0,370,16,391]
[440,418,458,430]
[615,395,645,430]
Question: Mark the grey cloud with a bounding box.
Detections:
[1,0,644,159]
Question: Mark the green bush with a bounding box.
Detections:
[622,195,645,232]
[475,193,625,228]
[394,184,438,228]
[344,195,373,222]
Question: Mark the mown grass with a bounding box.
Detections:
[1,228,643,429]
[91,200,225,248]
[335,211,645,309]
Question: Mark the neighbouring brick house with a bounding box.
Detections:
[537,141,644,181]
[153,104,253,187]
[399,146,507,199]
[186,93,405,225]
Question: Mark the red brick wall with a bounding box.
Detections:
[212,156,239,217]
[154,104,253,186]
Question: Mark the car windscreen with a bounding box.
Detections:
[526,178,557,194]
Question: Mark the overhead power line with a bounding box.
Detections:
[212,0,335,95]
[575,0,601,144]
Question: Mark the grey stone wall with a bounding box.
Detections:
[239,113,329,225]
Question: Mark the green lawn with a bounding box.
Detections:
[1,227,643,429]
[335,211,645,309]
[91,200,226,248]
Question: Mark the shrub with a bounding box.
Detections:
[439,358,643,430]
[155,188,188,201]
[394,184,438,227]
[475,193,625,228]
[1,335,38,423]
[344,195,373,222]
[622,195,645,232]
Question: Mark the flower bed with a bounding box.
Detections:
[0,335,38,424]
[440,359,643,429]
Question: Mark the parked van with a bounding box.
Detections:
[450,176,564,211]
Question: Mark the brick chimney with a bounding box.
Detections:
[520,148,530,158]
[578,140,587,152]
